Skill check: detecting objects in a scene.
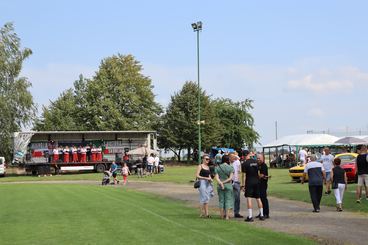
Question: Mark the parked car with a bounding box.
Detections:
[335,153,358,183]
[0,157,6,177]
[289,164,307,182]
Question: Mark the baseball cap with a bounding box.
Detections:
[242,150,250,156]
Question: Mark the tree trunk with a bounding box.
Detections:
[187,147,191,163]
[168,148,181,162]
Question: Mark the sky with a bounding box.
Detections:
[1,0,368,145]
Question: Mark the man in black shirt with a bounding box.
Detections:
[355,145,368,203]
[258,154,270,218]
[241,150,264,221]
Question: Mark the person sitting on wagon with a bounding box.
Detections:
[63,146,70,163]
[96,145,102,161]
[91,145,97,162]
[72,145,78,163]
[80,146,87,162]
[52,147,59,163]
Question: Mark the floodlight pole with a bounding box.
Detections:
[192,21,202,164]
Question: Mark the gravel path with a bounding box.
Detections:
[2,179,368,244]
[124,181,368,245]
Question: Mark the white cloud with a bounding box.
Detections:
[307,108,325,117]
[287,66,368,94]
[288,75,354,93]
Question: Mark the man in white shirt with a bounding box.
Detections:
[147,153,155,176]
[230,153,243,218]
[320,147,334,195]
[154,154,160,174]
[299,148,308,165]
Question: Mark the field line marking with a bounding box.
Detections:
[88,187,234,245]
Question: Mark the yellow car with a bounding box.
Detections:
[289,164,307,182]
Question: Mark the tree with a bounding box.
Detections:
[34,89,80,131]
[212,98,259,149]
[157,81,220,161]
[0,22,36,160]
[36,54,162,131]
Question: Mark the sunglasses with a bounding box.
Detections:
[205,158,210,161]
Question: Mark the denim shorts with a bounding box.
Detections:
[325,172,331,181]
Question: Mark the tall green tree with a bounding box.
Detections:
[34,89,80,131]
[0,22,36,160]
[157,81,220,161]
[212,98,259,149]
[36,54,162,131]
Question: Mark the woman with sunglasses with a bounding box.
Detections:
[195,154,214,218]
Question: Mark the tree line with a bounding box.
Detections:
[0,22,258,162]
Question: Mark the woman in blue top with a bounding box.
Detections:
[215,155,234,220]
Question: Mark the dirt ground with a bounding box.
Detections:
[3,179,368,245]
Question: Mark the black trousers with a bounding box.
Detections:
[308,185,323,211]
[260,182,269,216]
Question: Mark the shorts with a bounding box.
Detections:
[357,174,368,186]
[112,172,117,178]
[147,165,153,172]
[245,183,260,199]
[325,172,331,182]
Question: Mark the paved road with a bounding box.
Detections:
[3,180,368,244]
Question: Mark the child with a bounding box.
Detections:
[331,158,348,211]
[121,163,130,185]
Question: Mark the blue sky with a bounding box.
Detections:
[1,0,368,144]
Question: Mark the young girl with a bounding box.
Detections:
[121,163,130,185]
[331,158,348,211]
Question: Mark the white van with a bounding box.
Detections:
[0,157,6,177]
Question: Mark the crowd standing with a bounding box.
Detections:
[195,150,271,221]
[195,144,368,220]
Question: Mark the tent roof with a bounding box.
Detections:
[263,134,339,148]
[348,135,368,140]
[334,136,368,145]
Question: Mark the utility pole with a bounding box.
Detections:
[275,121,278,140]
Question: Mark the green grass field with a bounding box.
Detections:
[0,184,315,245]
[0,166,195,184]
[2,165,368,213]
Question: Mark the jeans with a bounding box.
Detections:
[233,181,241,215]
[137,167,143,177]
[309,185,323,211]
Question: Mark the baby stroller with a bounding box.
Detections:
[101,170,111,185]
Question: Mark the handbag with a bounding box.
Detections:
[194,179,201,189]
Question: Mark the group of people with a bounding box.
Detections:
[196,150,270,221]
[108,153,161,184]
[49,145,103,163]
[109,161,130,185]
[302,146,368,212]
[134,153,161,177]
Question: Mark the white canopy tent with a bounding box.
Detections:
[263,134,340,148]
[127,147,158,156]
[334,136,368,145]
